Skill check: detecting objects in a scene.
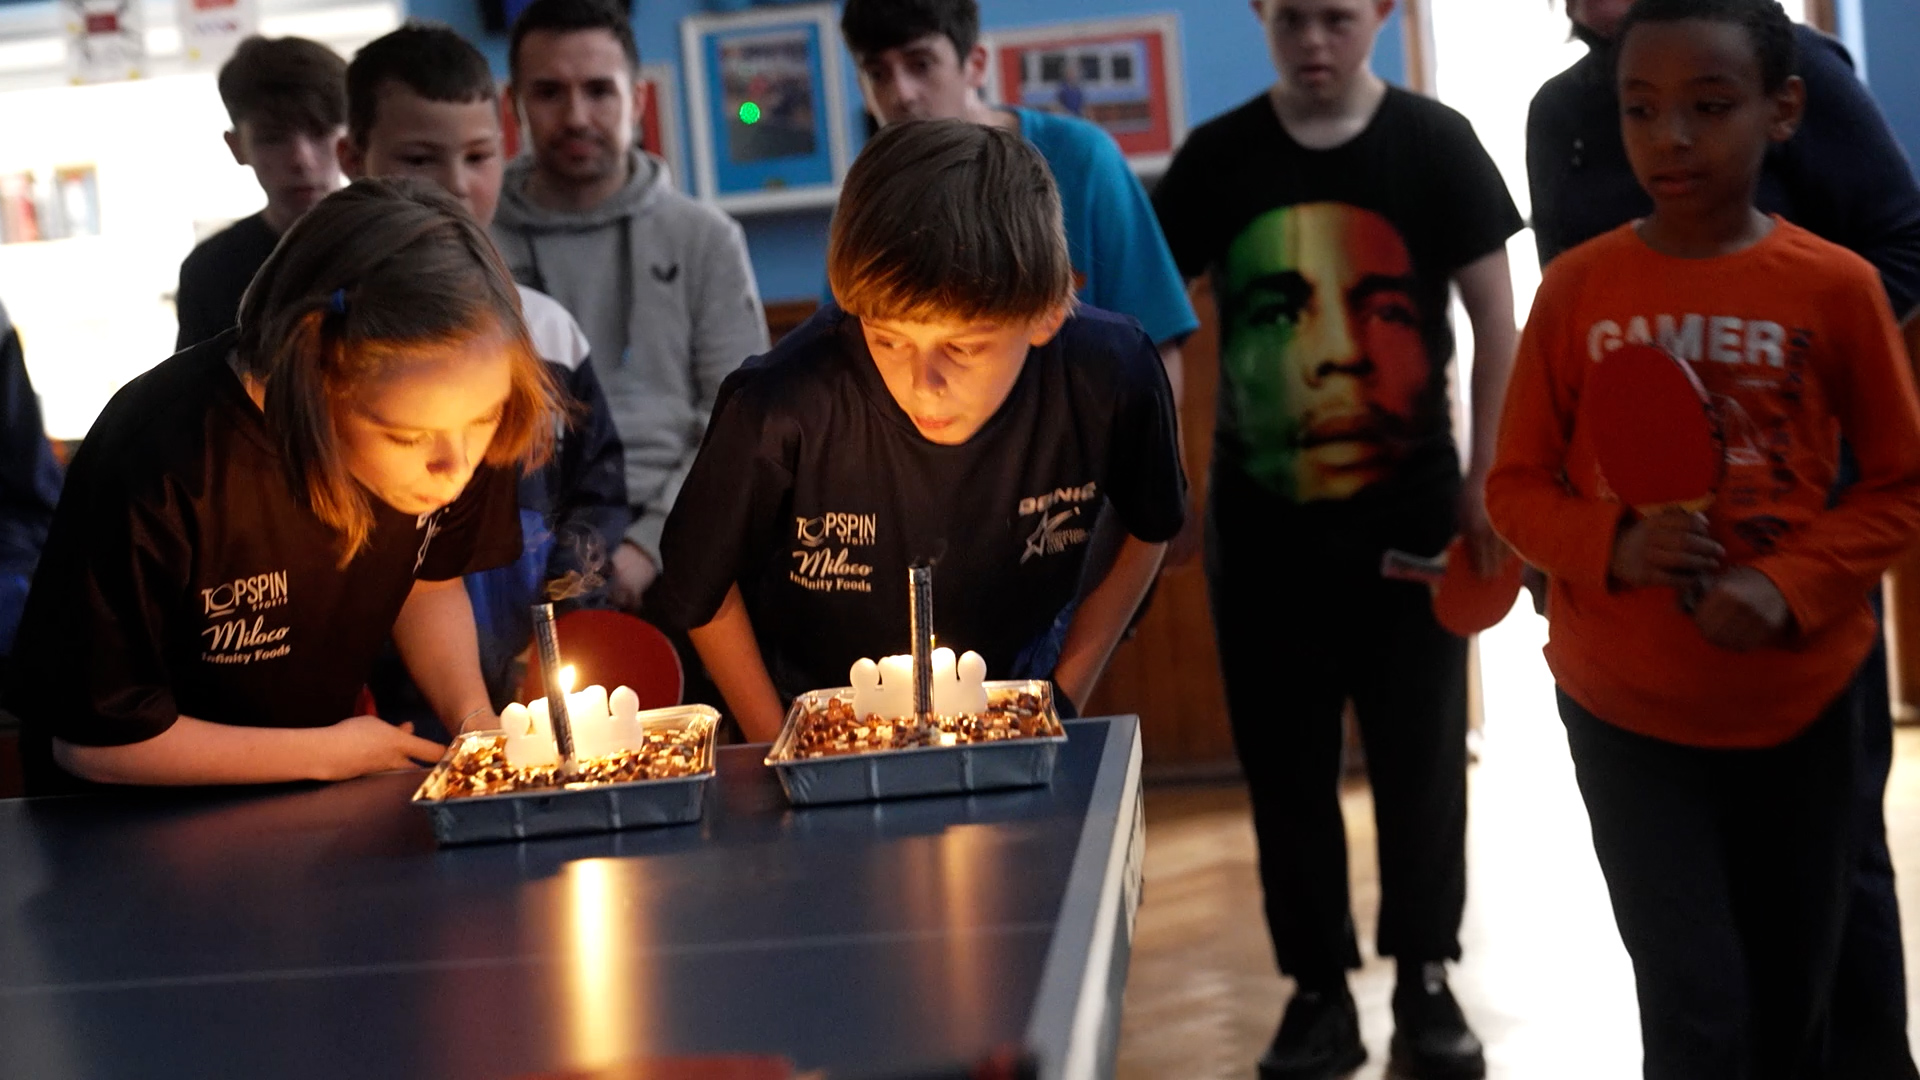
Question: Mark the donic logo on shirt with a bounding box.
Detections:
[200,570,292,666]
[791,512,877,593]
[1019,483,1097,564]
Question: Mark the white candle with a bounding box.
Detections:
[502,701,558,768]
[572,684,612,759]
[881,655,916,719]
[609,685,641,751]
[849,648,987,720]
[931,647,990,717]
[503,672,650,767]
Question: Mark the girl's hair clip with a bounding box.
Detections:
[327,288,348,315]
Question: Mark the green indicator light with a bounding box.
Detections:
[739,101,762,124]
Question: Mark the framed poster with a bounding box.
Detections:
[681,3,853,213]
[176,0,259,68]
[638,61,687,193]
[61,0,146,84]
[982,15,1187,176]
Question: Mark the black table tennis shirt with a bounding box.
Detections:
[174,213,280,351]
[653,304,1186,704]
[7,332,520,789]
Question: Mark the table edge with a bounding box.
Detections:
[1023,715,1143,1080]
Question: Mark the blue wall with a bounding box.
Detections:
[405,0,1406,301]
[1857,0,1920,168]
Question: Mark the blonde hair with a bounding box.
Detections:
[234,177,565,564]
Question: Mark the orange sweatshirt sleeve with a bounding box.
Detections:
[1748,268,1920,636]
[1485,264,1624,589]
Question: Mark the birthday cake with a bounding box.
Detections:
[423,727,708,800]
[788,685,1053,759]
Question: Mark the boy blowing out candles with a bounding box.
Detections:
[651,120,1188,742]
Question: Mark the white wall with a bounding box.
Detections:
[0,0,397,438]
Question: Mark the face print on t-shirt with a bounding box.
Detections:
[1221,202,1433,502]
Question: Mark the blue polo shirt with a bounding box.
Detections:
[1015,108,1198,347]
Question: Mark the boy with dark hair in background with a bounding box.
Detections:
[494,0,767,615]
[652,120,1186,744]
[837,0,1198,405]
[1489,0,1920,1072]
[1151,0,1524,1075]
[339,22,627,709]
[175,35,346,350]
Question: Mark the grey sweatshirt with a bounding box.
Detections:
[492,150,768,566]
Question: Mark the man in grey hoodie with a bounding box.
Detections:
[494,0,768,609]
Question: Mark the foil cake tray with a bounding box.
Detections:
[410,705,719,845]
[765,680,1066,806]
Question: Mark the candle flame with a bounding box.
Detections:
[559,665,577,694]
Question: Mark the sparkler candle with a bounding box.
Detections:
[908,562,935,725]
[531,602,580,776]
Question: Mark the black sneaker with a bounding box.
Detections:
[1259,983,1367,1080]
[1388,962,1486,1080]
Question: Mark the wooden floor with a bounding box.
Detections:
[1115,605,1920,1077]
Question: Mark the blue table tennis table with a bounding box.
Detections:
[0,717,1144,1080]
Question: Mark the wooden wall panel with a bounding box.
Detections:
[764,298,819,344]
[1084,281,1239,773]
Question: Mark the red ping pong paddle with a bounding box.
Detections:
[1585,342,1725,514]
[1381,537,1524,636]
[1584,342,1726,608]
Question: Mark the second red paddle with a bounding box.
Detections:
[1380,538,1524,636]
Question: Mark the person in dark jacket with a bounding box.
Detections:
[1527,3,1920,1074]
[0,299,61,695]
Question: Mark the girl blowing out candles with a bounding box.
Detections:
[6,179,565,793]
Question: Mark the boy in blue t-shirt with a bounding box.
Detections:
[837,0,1198,404]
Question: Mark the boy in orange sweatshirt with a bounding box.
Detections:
[1486,0,1920,1074]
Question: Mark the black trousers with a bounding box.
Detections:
[1208,473,1468,980]
[1831,610,1919,1078]
[1559,689,1858,1080]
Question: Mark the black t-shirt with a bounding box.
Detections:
[653,304,1186,703]
[1153,88,1522,524]
[6,332,520,789]
[174,213,279,351]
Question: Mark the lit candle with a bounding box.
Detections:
[504,668,643,767]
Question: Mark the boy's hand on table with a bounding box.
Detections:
[314,717,445,781]
[1609,509,1723,589]
[1692,567,1794,652]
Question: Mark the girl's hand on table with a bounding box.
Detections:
[314,717,446,781]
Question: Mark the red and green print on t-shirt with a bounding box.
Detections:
[1222,202,1434,502]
